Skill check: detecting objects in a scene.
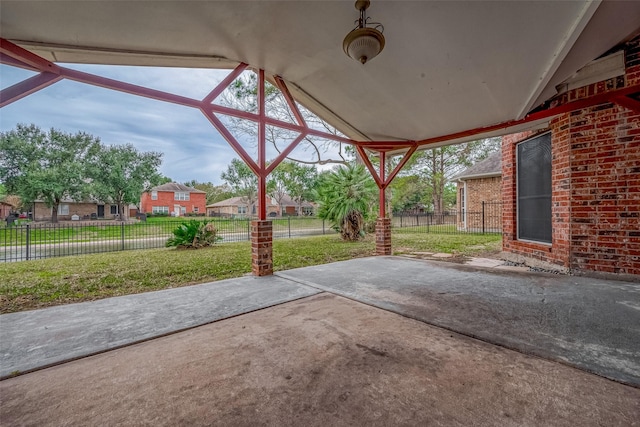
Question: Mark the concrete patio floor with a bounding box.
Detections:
[1,256,639,425]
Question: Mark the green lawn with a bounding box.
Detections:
[0,232,501,314]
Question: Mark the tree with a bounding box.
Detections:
[315,164,377,240]
[220,74,351,166]
[271,160,317,216]
[0,124,101,223]
[220,158,259,215]
[389,175,429,213]
[391,138,501,216]
[183,180,233,205]
[88,144,163,220]
[0,183,6,200]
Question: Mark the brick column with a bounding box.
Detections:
[375,217,392,256]
[251,220,273,276]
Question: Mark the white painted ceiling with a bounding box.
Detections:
[1,1,639,145]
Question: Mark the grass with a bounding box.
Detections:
[0,232,501,314]
[0,217,328,246]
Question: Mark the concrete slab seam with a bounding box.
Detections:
[274,271,640,390]
[0,290,323,381]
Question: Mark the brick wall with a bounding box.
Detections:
[502,35,640,276]
[457,176,502,231]
[141,191,206,215]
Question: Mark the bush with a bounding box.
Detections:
[166,220,222,248]
[315,164,377,241]
[147,212,169,217]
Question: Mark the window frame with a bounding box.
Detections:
[516,131,552,245]
[174,192,190,201]
[151,191,158,200]
[152,206,169,214]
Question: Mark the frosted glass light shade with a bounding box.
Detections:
[343,27,385,64]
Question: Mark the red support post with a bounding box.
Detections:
[257,69,267,221]
[379,151,386,219]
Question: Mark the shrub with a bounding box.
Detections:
[166,220,222,248]
[315,164,377,241]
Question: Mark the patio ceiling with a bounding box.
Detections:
[1,1,639,147]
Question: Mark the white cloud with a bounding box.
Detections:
[1,64,237,184]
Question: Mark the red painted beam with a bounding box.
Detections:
[613,95,640,113]
[384,145,417,187]
[356,145,383,188]
[0,39,60,73]
[274,76,307,128]
[200,109,260,175]
[265,132,307,175]
[413,84,640,148]
[0,52,38,71]
[202,63,248,104]
[1,72,62,107]
[62,67,201,109]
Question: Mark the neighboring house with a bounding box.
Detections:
[207,196,278,218]
[140,183,206,216]
[276,194,316,216]
[453,151,502,232]
[500,36,639,277]
[207,195,315,218]
[1,201,12,220]
[32,199,133,221]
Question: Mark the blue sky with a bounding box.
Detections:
[1,64,247,185]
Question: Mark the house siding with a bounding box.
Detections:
[502,36,640,277]
[141,191,206,216]
[33,202,118,221]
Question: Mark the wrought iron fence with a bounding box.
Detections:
[0,217,334,262]
[0,204,503,262]
[393,201,503,235]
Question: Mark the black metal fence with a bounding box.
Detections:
[0,217,334,262]
[393,201,503,235]
[1,205,503,262]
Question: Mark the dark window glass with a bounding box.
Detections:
[517,133,552,243]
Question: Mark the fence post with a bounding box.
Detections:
[288,216,291,238]
[322,219,325,235]
[25,224,31,261]
[247,220,250,241]
[482,201,486,234]
[121,222,125,250]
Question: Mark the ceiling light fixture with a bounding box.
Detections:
[343,0,385,64]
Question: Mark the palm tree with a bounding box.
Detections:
[315,164,377,241]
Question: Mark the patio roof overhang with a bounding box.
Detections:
[1,0,639,149]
